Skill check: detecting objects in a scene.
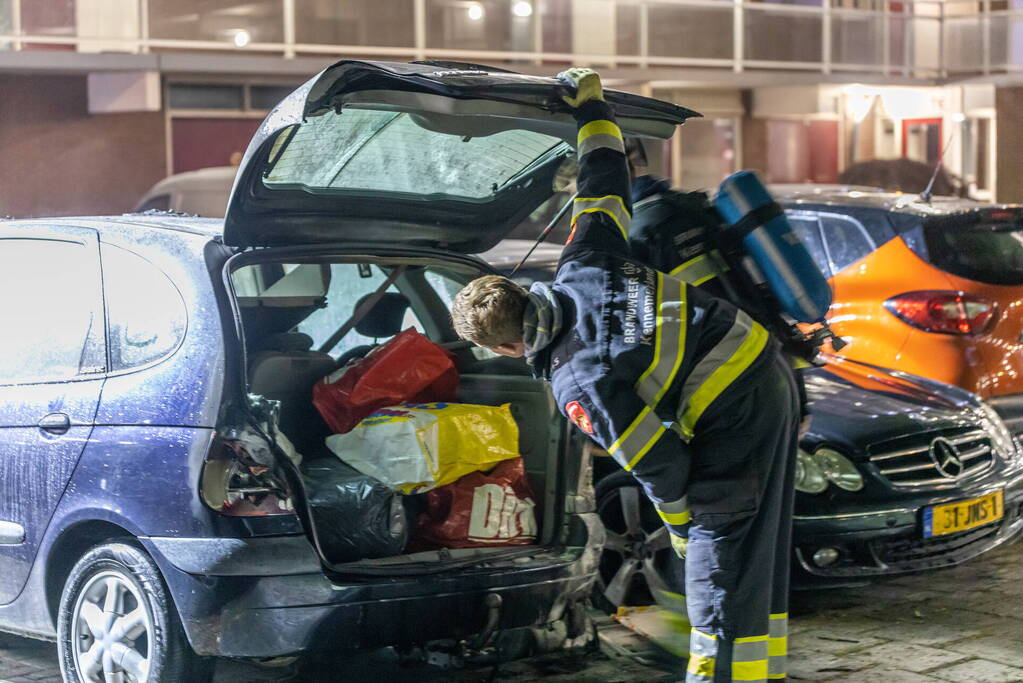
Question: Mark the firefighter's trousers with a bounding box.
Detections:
[684,353,799,682]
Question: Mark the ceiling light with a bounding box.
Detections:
[233,30,250,48]
[467,4,484,20]
[513,1,533,17]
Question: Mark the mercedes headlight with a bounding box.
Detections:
[795,447,864,493]
[795,449,828,494]
[979,402,1018,460]
[814,447,864,492]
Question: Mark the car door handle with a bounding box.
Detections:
[38,412,71,435]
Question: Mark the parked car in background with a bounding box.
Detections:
[595,354,1023,606]
[776,189,1023,437]
[134,166,236,217]
[488,239,1023,607]
[0,60,697,682]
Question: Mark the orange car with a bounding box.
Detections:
[778,188,1023,434]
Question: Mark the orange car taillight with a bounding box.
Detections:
[884,290,998,335]
[200,436,295,516]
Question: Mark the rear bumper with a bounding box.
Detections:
[141,515,602,658]
[793,474,1023,580]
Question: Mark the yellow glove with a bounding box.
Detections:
[558,67,604,108]
[670,533,688,559]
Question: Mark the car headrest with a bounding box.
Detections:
[253,332,315,353]
[354,292,411,338]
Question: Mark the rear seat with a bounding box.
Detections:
[335,292,411,367]
[248,332,336,454]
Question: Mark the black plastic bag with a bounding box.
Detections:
[302,458,409,563]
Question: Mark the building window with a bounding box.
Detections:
[295,0,415,47]
[425,0,535,53]
[677,118,738,191]
[963,116,993,196]
[148,0,284,45]
[250,85,297,110]
[168,83,245,110]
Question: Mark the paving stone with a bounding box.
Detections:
[795,609,894,635]
[850,642,970,673]
[961,596,1023,619]
[787,651,873,681]
[946,637,1023,669]
[828,665,942,682]
[791,628,887,655]
[857,620,984,647]
[851,583,946,603]
[931,658,1023,683]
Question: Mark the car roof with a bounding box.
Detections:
[775,185,1020,217]
[3,214,224,240]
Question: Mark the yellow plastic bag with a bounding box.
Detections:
[325,402,520,494]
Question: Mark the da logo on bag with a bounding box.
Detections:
[565,400,594,434]
[467,483,537,543]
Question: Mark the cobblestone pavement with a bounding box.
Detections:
[2,539,1021,682]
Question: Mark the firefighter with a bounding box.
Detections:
[450,68,799,682]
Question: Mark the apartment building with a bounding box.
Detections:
[1,0,1021,217]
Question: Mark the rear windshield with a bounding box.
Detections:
[263,107,567,200]
[911,223,1023,286]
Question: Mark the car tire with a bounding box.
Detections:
[57,541,214,683]
[593,470,685,613]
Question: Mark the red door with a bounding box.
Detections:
[171,118,263,174]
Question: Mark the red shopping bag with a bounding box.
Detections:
[313,328,458,434]
[412,458,538,550]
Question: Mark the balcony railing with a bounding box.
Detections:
[0,0,1018,79]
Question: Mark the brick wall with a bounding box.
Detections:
[0,74,167,218]
[996,87,1023,203]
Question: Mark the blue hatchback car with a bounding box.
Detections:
[0,61,697,682]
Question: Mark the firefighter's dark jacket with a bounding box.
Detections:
[535,100,775,534]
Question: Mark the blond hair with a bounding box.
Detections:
[451,275,528,347]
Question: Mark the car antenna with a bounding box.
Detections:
[511,192,577,276]
[920,132,956,204]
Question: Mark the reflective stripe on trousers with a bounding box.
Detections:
[686,629,778,683]
[732,636,769,682]
[687,628,717,682]
[769,613,787,680]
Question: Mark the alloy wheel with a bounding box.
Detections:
[598,484,680,609]
[70,570,152,683]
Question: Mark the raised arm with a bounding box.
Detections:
[558,69,633,258]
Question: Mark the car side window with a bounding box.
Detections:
[818,213,877,274]
[102,244,187,371]
[785,214,831,277]
[0,238,105,383]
